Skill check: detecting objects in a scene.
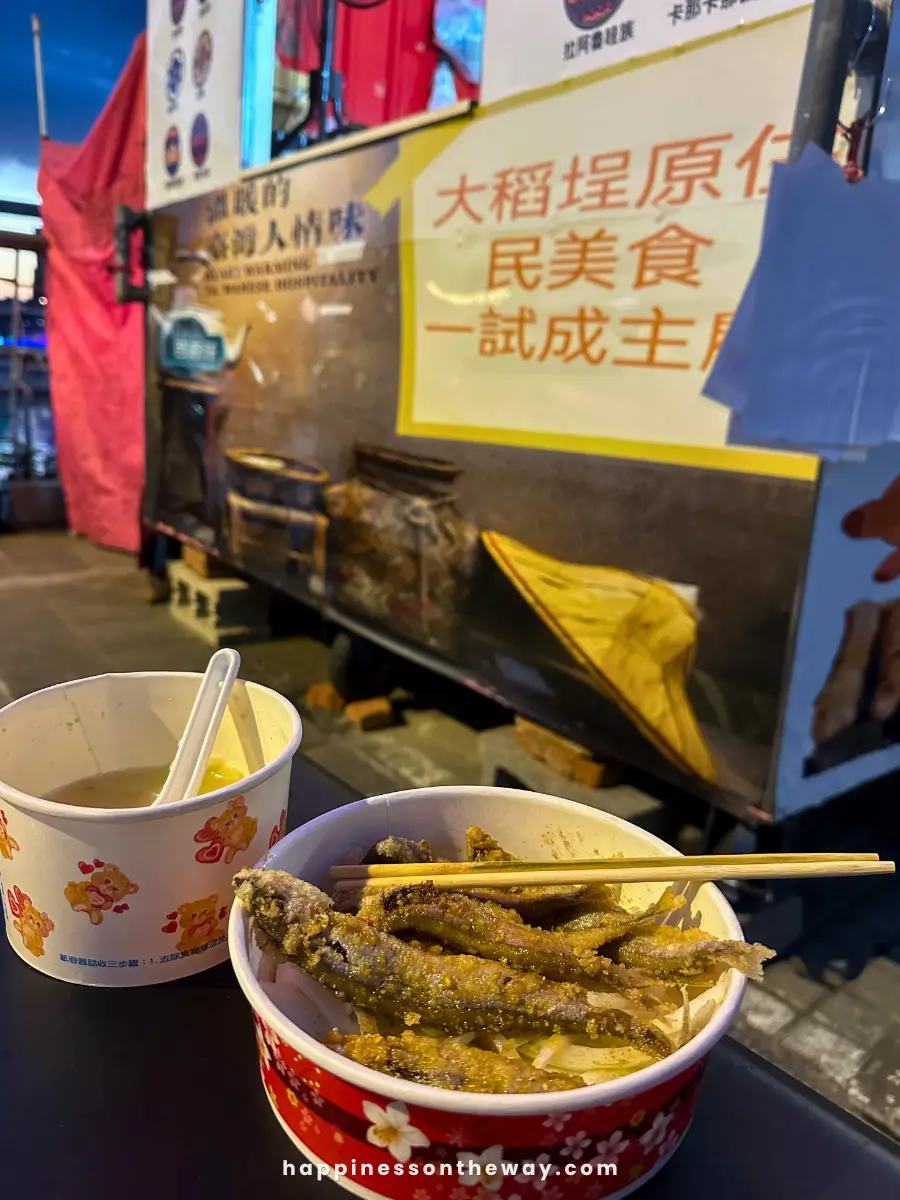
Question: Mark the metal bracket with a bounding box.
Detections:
[110,205,152,305]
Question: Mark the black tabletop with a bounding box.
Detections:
[3,759,900,1200]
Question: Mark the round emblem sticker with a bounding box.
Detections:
[191,113,209,168]
[165,48,185,109]
[164,126,181,177]
[193,30,213,91]
[564,0,625,31]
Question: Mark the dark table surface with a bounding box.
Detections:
[3,757,900,1199]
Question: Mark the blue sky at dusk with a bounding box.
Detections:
[1,0,144,205]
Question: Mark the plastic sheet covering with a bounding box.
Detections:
[434,0,484,85]
[428,59,459,111]
[482,531,716,782]
[37,36,146,552]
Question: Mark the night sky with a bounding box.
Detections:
[0,0,145,204]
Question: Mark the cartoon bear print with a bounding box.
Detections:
[7,885,54,957]
[162,894,228,953]
[64,859,140,925]
[193,795,257,865]
[0,808,19,861]
[268,808,287,850]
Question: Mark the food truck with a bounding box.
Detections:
[136,0,900,828]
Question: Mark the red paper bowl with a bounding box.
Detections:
[229,787,746,1198]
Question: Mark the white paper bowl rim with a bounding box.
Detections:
[229,785,746,1117]
[0,671,303,823]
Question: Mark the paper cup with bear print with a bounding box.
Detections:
[0,671,301,986]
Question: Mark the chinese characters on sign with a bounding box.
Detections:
[424,123,786,377]
[406,10,813,465]
[193,174,378,301]
[668,0,759,26]
[58,936,226,969]
[433,131,786,226]
[482,0,800,106]
[564,19,635,64]
[562,1,767,67]
[204,177,366,260]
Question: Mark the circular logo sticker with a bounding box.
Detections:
[564,0,625,31]
[171,0,186,26]
[165,126,181,177]
[165,48,185,109]
[191,113,210,167]
[193,30,213,91]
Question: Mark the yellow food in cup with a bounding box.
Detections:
[46,757,245,809]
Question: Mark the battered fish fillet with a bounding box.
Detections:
[360,883,663,992]
[233,868,672,1058]
[550,889,685,943]
[616,925,775,982]
[362,836,434,865]
[463,825,603,919]
[333,838,435,913]
[330,1031,585,1094]
[465,826,516,862]
[346,832,583,918]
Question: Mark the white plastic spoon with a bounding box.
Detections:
[152,648,242,807]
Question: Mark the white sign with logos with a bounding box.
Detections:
[146,0,245,210]
[481,0,808,106]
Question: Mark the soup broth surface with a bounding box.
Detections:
[45,759,243,809]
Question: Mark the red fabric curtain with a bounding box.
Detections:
[276,0,476,127]
[37,35,147,553]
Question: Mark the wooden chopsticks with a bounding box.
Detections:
[329,852,893,891]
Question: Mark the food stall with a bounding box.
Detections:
[134,0,900,828]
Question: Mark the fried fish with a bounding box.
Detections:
[234,868,672,1058]
[616,924,775,981]
[362,835,435,865]
[462,825,603,919]
[360,883,663,992]
[329,1030,585,1094]
[549,888,685,942]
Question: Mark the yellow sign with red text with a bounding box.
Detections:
[383,10,816,479]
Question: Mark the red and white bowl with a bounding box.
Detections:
[229,787,746,1198]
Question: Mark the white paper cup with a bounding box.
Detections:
[0,672,302,986]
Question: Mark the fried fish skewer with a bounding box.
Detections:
[329,1031,585,1094]
[360,883,680,991]
[234,868,672,1059]
[463,825,615,918]
[547,890,684,939]
[347,832,599,920]
[616,925,775,981]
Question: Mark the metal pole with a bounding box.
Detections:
[789,0,861,162]
[10,253,22,477]
[319,0,339,131]
[31,14,48,140]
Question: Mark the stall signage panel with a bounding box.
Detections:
[146,0,245,210]
[776,444,900,816]
[160,315,227,377]
[481,0,810,106]
[397,10,815,478]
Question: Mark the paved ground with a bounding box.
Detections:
[2,531,900,1141]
